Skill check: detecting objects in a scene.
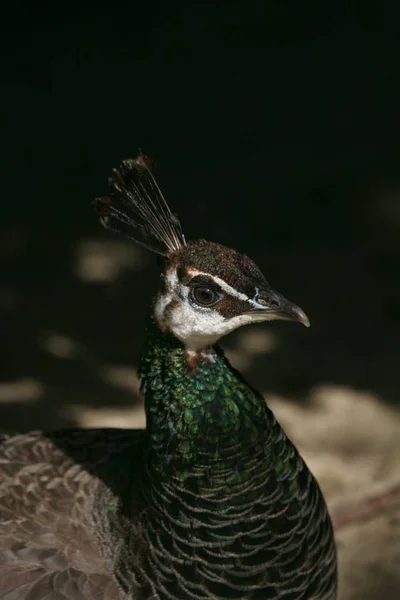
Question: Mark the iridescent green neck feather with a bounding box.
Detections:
[139,320,276,471]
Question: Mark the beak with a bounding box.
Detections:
[247,288,310,328]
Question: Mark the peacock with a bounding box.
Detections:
[0,154,337,599]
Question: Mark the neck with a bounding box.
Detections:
[139,319,273,471]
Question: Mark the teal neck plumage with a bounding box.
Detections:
[139,319,275,474]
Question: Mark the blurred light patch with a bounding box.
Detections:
[100,364,141,395]
[225,328,277,372]
[0,379,43,403]
[237,328,278,355]
[224,348,252,372]
[40,332,83,359]
[67,405,146,429]
[265,384,400,503]
[74,239,147,283]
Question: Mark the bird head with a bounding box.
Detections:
[93,153,309,352]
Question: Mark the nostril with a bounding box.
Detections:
[257,297,279,308]
[257,296,279,308]
[257,297,268,307]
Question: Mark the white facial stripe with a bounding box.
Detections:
[186,269,261,308]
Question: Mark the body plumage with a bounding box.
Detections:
[0,154,337,599]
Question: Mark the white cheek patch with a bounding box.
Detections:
[154,267,269,351]
[169,298,226,350]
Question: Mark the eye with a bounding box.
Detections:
[191,286,221,307]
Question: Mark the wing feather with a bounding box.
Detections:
[0,429,144,600]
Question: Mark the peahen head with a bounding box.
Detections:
[94,153,309,353]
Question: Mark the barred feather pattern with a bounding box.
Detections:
[93,327,337,600]
[0,327,337,600]
[0,428,144,600]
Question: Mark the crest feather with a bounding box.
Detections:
[93,152,186,256]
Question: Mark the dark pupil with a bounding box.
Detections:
[194,286,217,306]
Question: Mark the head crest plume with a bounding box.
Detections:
[93,152,186,256]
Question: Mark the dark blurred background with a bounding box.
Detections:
[1,1,399,431]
